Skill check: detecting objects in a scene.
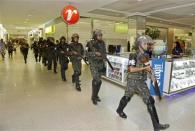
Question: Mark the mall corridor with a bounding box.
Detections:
[0,51,194,131]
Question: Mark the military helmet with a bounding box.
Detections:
[93,29,102,39]
[72,33,79,38]
[135,35,153,49]
[60,36,66,41]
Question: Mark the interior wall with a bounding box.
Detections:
[68,18,91,45]
[45,22,67,41]
[93,19,128,51]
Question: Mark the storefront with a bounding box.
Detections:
[0,24,8,41]
[40,15,195,97]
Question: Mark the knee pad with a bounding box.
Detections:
[122,96,131,102]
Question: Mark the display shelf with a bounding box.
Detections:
[106,55,129,85]
[169,58,195,93]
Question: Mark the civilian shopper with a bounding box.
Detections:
[0,39,6,60]
[116,35,169,131]
[58,36,69,81]
[172,41,183,58]
[86,29,107,105]
[69,33,84,92]
[7,40,14,58]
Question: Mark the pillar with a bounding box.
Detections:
[192,28,195,50]
[167,28,174,54]
[128,15,146,51]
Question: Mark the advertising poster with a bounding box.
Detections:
[150,58,165,96]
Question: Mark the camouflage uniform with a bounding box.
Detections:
[124,52,149,99]
[116,35,169,131]
[42,40,48,66]
[38,38,44,62]
[20,42,29,64]
[58,37,69,81]
[31,41,39,62]
[87,33,106,105]
[69,41,84,91]
[47,38,57,73]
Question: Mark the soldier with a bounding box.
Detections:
[20,40,29,64]
[31,41,39,62]
[38,37,44,62]
[47,37,57,73]
[86,29,106,105]
[116,35,169,131]
[42,39,48,66]
[69,33,84,92]
[58,36,69,81]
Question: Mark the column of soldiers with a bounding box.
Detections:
[31,34,84,91]
[30,29,169,131]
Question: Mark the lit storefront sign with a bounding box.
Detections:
[45,26,55,34]
[115,23,128,33]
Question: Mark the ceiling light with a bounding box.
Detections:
[191,14,194,16]
[137,0,143,2]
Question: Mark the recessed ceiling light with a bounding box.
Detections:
[137,0,143,2]
[191,14,194,16]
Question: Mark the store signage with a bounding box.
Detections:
[45,26,55,34]
[115,23,128,33]
[150,58,165,96]
[61,5,80,25]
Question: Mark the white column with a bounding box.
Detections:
[128,15,146,51]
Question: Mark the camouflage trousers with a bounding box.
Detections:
[90,65,102,82]
[125,79,150,104]
[90,65,102,99]
[72,60,82,75]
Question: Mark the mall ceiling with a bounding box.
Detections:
[0,0,195,35]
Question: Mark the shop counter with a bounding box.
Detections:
[105,54,195,96]
[164,57,195,95]
[106,54,129,86]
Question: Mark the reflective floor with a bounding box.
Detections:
[0,50,195,131]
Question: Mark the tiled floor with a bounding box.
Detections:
[0,50,195,131]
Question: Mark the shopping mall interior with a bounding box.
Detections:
[0,0,195,131]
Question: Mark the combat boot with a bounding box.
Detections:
[116,96,130,119]
[147,97,169,131]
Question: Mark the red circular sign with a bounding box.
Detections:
[61,5,80,25]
